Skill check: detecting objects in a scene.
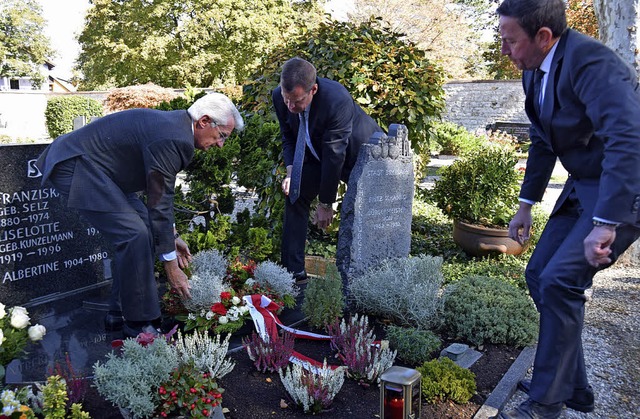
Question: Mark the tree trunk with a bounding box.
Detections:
[593,0,640,266]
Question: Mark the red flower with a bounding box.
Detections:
[211,302,227,315]
[220,291,232,301]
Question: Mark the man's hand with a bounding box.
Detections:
[313,204,334,230]
[584,225,616,268]
[175,236,192,269]
[282,165,293,195]
[508,202,533,245]
[164,259,191,299]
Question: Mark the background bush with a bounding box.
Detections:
[411,199,462,259]
[429,120,484,156]
[45,96,104,139]
[386,325,441,366]
[442,275,538,347]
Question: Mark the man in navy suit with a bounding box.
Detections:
[272,57,382,283]
[37,93,244,337]
[496,0,640,417]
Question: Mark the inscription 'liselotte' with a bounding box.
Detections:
[0,222,61,242]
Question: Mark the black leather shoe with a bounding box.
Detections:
[517,380,594,413]
[293,270,309,285]
[496,398,563,418]
[123,322,161,339]
[104,311,124,331]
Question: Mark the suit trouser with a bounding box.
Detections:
[47,159,161,323]
[526,190,640,405]
[281,160,323,274]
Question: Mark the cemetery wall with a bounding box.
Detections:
[0,81,527,141]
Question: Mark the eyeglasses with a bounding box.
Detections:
[210,122,229,142]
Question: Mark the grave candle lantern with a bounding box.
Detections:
[380,366,421,419]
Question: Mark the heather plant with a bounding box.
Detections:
[174,330,235,380]
[50,353,89,406]
[442,275,538,347]
[301,265,345,330]
[348,255,445,330]
[243,331,295,374]
[417,357,476,404]
[327,315,396,384]
[386,325,442,367]
[278,361,346,414]
[253,261,300,300]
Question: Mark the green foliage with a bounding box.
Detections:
[410,198,462,259]
[241,17,446,179]
[301,265,345,330]
[386,325,441,367]
[442,254,527,290]
[41,376,69,419]
[442,275,538,347]
[429,144,520,227]
[482,25,521,80]
[429,120,485,156]
[0,0,53,88]
[44,96,104,139]
[348,255,445,330]
[76,0,324,89]
[417,357,476,404]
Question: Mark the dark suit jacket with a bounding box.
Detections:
[272,77,382,204]
[37,109,195,254]
[521,29,640,225]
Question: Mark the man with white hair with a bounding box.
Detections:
[37,93,244,337]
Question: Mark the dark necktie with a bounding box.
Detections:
[533,69,545,115]
[289,111,306,204]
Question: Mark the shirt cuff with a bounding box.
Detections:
[592,217,619,226]
[160,251,177,261]
[518,198,537,206]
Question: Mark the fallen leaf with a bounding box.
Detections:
[280,399,289,409]
[266,377,272,383]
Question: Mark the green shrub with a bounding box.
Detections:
[417,357,476,404]
[442,275,538,347]
[348,255,444,330]
[411,199,462,259]
[45,96,104,139]
[429,120,485,156]
[429,144,520,227]
[442,254,527,290]
[302,265,345,330]
[386,325,441,366]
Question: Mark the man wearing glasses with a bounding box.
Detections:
[36,93,244,337]
[273,57,382,284]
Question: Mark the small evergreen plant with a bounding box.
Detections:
[301,265,345,330]
[417,357,476,404]
[386,325,442,366]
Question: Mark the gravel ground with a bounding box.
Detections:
[501,264,640,418]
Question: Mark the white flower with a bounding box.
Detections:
[188,313,196,320]
[240,305,250,314]
[245,278,255,286]
[218,316,228,324]
[0,303,5,319]
[231,296,241,306]
[10,306,30,329]
[0,329,4,346]
[28,324,46,341]
[205,311,214,320]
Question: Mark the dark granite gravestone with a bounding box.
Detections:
[0,144,112,306]
[490,121,531,143]
[336,124,414,293]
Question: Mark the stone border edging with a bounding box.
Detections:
[473,345,536,418]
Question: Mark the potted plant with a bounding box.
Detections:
[429,141,524,256]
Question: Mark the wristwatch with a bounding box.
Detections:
[592,220,617,228]
[174,232,180,239]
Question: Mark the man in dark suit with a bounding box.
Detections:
[495,0,640,418]
[37,93,244,337]
[272,57,382,282]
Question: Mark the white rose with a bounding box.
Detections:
[10,307,30,329]
[0,303,6,320]
[240,305,250,314]
[205,311,214,320]
[28,324,46,341]
[0,329,4,346]
[218,316,228,324]
[231,296,241,306]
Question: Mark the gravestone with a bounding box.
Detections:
[336,124,414,294]
[489,121,531,143]
[0,144,112,306]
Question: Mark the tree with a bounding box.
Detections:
[593,0,638,75]
[347,0,482,80]
[76,0,324,90]
[0,0,54,89]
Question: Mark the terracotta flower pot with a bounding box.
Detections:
[304,256,336,277]
[452,220,527,257]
